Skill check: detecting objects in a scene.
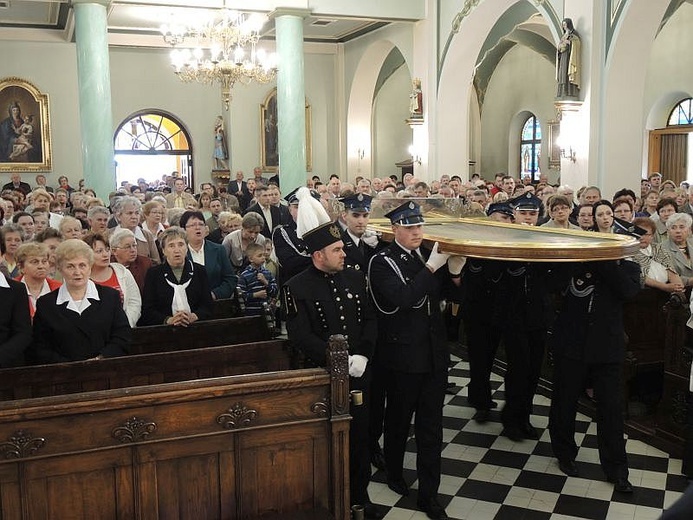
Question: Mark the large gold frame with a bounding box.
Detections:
[0,77,52,172]
[259,88,312,173]
[368,217,640,262]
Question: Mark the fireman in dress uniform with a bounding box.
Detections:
[548,219,642,493]
[367,201,464,520]
[283,189,386,519]
[337,192,388,471]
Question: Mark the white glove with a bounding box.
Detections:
[425,242,450,272]
[348,354,368,378]
[447,256,467,276]
[361,232,379,248]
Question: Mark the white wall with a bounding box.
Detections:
[0,41,337,191]
[372,65,412,179]
[480,44,556,179]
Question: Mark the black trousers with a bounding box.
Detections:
[350,367,373,506]
[384,368,446,501]
[502,328,545,428]
[466,320,501,410]
[368,360,387,452]
[549,355,628,479]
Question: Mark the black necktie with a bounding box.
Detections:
[411,249,424,264]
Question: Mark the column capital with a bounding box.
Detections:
[269,8,312,21]
[72,0,110,6]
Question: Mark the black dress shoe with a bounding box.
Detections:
[472,409,490,423]
[608,476,634,493]
[363,502,387,519]
[520,422,540,440]
[501,426,525,442]
[386,476,409,496]
[416,497,449,520]
[370,444,386,471]
[558,459,579,477]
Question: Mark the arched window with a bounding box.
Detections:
[520,115,541,181]
[114,111,193,188]
[668,98,693,126]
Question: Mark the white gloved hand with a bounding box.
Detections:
[348,354,369,378]
[447,255,467,276]
[425,242,450,272]
[361,232,379,248]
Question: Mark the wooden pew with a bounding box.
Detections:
[0,337,352,520]
[0,339,291,401]
[129,313,274,355]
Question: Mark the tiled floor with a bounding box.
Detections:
[367,355,691,519]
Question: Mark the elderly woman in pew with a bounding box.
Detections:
[84,232,141,327]
[630,217,685,295]
[15,242,61,319]
[661,212,693,293]
[653,198,678,244]
[222,211,266,270]
[139,226,212,327]
[110,228,152,293]
[30,239,131,363]
[180,210,237,301]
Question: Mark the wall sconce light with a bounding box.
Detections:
[561,146,576,163]
[408,145,421,165]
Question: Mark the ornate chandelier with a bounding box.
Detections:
[161,9,278,110]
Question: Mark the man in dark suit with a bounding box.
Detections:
[0,272,31,368]
[549,254,641,493]
[368,201,463,520]
[284,200,385,519]
[244,185,282,239]
[228,170,252,211]
[2,173,31,195]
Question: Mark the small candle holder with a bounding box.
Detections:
[350,390,363,406]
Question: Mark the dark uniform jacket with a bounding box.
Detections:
[340,227,379,272]
[0,277,31,368]
[272,221,312,286]
[551,260,641,363]
[496,262,556,331]
[284,265,376,367]
[139,260,213,326]
[31,284,130,363]
[461,258,504,324]
[368,242,460,374]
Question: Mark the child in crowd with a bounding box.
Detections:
[238,242,278,316]
[264,240,278,278]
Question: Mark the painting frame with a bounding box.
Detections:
[547,120,561,170]
[260,88,312,173]
[0,77,52,172]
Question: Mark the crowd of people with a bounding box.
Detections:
[0,167,692,518]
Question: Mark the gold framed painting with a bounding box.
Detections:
[547,120,561,170]
[0,77,52,172]
[260,88,312,173]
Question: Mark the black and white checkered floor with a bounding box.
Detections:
[367,355,691,519]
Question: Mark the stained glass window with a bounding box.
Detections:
[520,116,541,180]
[668,99,693,126]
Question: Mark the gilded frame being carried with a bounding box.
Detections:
[0,77,52,172]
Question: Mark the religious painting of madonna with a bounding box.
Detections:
[0,77,52,172]
[260,88,312,173]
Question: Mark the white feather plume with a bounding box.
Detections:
[295,187,331,239]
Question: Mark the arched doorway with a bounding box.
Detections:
[114,111,194,189]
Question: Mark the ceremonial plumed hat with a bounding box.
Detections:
[295,186,341,253]
[302,221,344,253]
[486,201,515,219]
[613,218,647,238]
[340,193,372,213]
[384,200,424,227]
[510,192,543,212]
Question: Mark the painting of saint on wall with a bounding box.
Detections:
[0,77,52,172]
[260,89,312,173]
